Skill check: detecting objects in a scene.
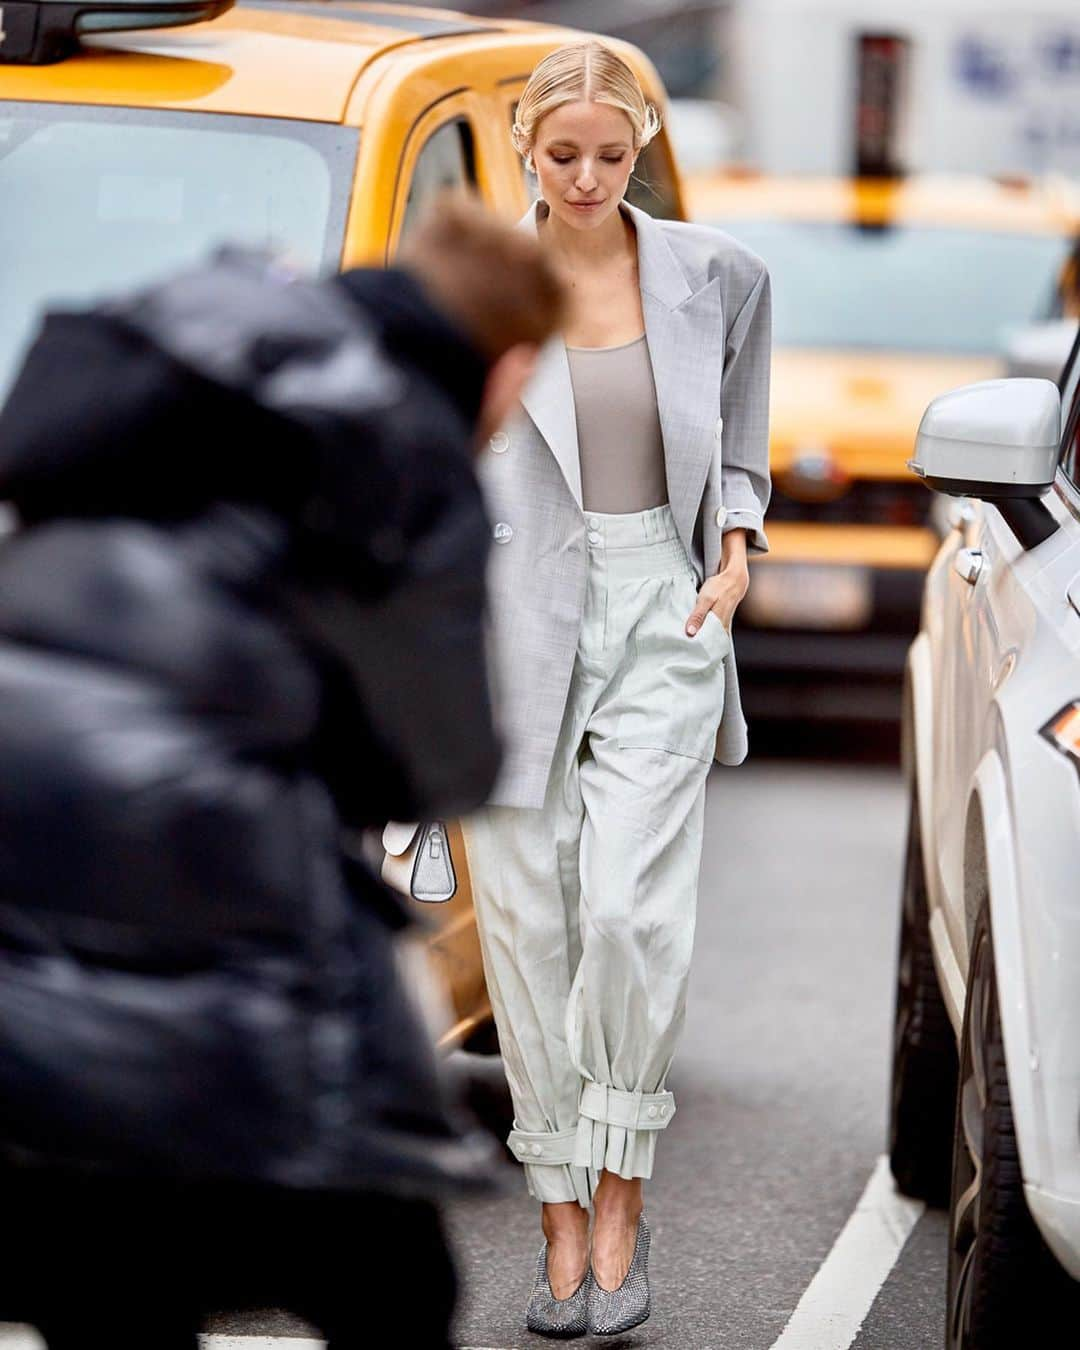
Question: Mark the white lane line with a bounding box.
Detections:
[197,1342,512,1349]
[769,1155,925,1350]
[200,1340,324,1349]
[198,1340,514,1349]
[0,1329,44,1350]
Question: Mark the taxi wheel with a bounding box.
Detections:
[889,788,957,1207]
[945,902,1078,1348]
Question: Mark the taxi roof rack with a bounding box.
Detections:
[0,0,234,65]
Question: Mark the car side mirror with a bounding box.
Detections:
[907,378,1062,550]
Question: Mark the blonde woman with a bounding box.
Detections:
[460,40,771,1337]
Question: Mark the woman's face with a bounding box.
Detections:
[531,99,636,233]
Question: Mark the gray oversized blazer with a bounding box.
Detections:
[475,196,771,810]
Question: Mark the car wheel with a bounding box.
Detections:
[945,901,1078,1347]
[889,787,958,1206]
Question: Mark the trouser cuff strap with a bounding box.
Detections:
[578,1081,676,1131]
[507,1124,579,1165]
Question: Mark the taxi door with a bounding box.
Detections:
[342,44,534,267]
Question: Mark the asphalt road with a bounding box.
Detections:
[2,754,952,1349]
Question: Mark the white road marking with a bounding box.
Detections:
[0,1330,43,1350]
[199,1340,325,1349]
[198,1340,514,1349]
[198,1342,513,1349]
[768,1155,925,1350]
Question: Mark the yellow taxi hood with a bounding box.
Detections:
[769,348,1001,477]
[0,4,507,121]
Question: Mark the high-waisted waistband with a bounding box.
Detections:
[584,502,691,581]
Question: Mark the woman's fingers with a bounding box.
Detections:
[685,600,715,636]
[686,578,741,636]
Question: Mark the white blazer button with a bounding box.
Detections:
[489,430,509,454]
[493,522,513,543]
[715,507,728,528]
[587,530,601,545]
[531,1143,543,1156]
[588,515,601,528]
[647,1105,659,1119]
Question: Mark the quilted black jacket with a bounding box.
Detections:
[0,254,500,1194]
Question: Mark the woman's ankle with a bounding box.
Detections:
[541,1199,589,1244]
[592,1172,643,1224]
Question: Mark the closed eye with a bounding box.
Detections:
[550,155,626,165]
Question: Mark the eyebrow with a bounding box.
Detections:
[546,140,630,150]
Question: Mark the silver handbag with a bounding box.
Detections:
[380,819,457,903]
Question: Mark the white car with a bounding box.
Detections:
[889,324,1080,1346]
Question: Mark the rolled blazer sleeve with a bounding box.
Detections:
[719,263,772,555]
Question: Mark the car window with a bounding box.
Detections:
[510,102,680,221]
[698,218,1071,356]
[1060,329,1080,490]
[399,117,477,243]
[626,138,681,221]
[0,102,358,405]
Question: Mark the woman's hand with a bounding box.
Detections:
[685,564,748,636]
[685,527,750,636]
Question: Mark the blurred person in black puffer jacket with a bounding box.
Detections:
[0,194,565,1350]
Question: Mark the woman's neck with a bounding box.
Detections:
[537,198,636,273]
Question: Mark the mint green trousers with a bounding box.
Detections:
[459,502,729,1207]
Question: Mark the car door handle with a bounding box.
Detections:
[952,547,984,585]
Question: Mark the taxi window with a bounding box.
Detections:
[0,102,358,403]
[626,139,680,220]
[510,101,679,221]
[400,118,477,244]
[702,218,1071,357]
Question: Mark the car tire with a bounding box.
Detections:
[945,901,1079,1347]
[889,787,958,1206]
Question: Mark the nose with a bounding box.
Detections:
[575,159,598,191]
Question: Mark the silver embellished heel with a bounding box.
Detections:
[525,1241,591,1338]
[587,1213,651,1336]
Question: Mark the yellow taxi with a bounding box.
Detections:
[0,0,684,1050]
[685,171,1080,723]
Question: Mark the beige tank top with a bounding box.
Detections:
[565,333,668,514]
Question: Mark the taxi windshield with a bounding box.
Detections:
[708,218,1072,356]
[0,101,358,401]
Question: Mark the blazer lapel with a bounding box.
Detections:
[628,201,726,560]
[516,200,582,509]
[519,334,583,509]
